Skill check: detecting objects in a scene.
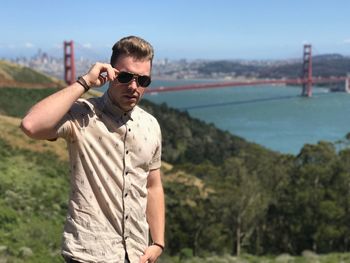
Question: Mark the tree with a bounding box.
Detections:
[278,142,342,253]
[164,169,219,256]
[211,157,269,256]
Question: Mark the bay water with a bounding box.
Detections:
[102,79,350,155]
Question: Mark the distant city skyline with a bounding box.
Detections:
[1,0,350,61]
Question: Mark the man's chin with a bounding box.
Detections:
[121,102,136,112]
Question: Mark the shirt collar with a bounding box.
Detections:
[101,91,134,121]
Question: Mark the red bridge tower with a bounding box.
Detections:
[301,44,312,97]
[64,41,76,85]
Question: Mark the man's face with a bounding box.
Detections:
[108,54,151,111]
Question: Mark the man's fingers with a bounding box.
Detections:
[105,65,116,81]
[139,246,162,263]
[97,74,107,86]
[139,254,149,263]
[84,63,116,87]
[94,63,115,80]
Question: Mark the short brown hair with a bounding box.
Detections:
[110,36,154,67]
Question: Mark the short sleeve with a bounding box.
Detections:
[149,121,162,170]
[56,99,92,140]
[56,113,73,140]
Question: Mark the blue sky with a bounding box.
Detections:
[1,0,350,60]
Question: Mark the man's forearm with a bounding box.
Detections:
[147,186,165,245]
[21,63,118,140]
[21,81,86,140]
[146,170,165,246]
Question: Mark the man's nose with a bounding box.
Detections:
[128,77,138,90]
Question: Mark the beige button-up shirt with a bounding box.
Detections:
[57,92,162,263]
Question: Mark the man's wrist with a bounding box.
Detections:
[76,76,91,92]
[152,242,165,252]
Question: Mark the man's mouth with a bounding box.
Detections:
[124,94,138,100]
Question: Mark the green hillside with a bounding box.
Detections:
[0,60,64,88]
[2,66,350,262]
[0,133,69,262]
[0,87,59,117]
[1,120,350,262]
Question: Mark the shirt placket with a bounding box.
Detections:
[122,116,132,242]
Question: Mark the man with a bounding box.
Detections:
[21,36,165,263]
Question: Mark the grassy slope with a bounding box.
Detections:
[0,65,348,262]
[0,87,59,118]
[0,86,99,119]
[0,77,70,261]
[0,117,69,262]
[0,60,64,88]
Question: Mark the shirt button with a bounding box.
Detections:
[124,193,128,197]
[128,128,131,132]
[125,171,129,175]
[125,215,129,220]
[126,150,129,154]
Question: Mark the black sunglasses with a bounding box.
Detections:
[116,71,152,88]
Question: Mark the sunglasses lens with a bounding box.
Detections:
[117,72,133,83]
[117,71,151,87]
[138,76,151,87]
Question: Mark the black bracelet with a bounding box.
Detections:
[152,242,165,251]
[76,76,91,92]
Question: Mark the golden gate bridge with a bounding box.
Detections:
[63,42,350,97]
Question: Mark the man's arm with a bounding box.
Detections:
[140,168,165,263]
[21,63,117,140]
[21,82,86,140]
